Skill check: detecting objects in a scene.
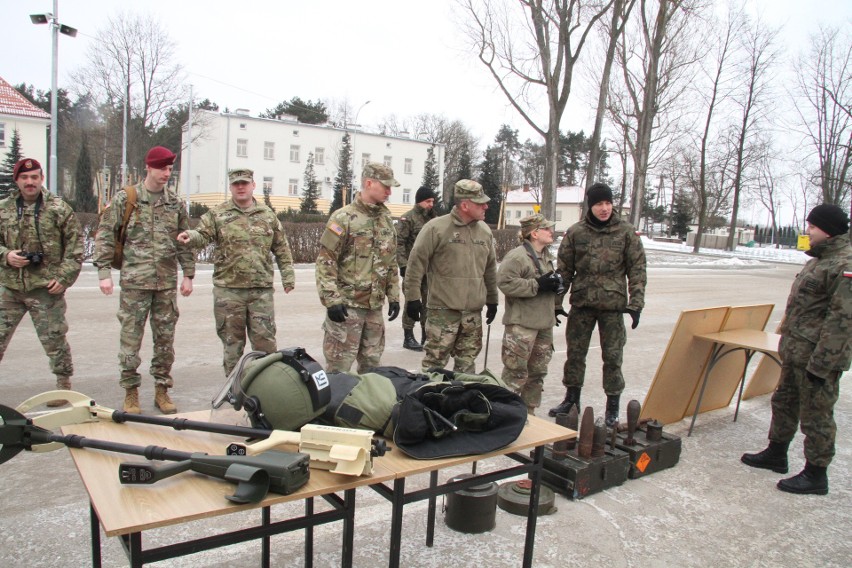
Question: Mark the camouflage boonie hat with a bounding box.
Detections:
[228,168,254,184]
[520,213,556,236]
[362,162,400,187]
[454,179,490,204]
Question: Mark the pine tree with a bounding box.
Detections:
[0,129,24,199]
[479,145,503,226]
[263,183,275,211]
[421,145,443,211]
[74,139,98,212]
[331,133,354,213]
[300,152,321,213]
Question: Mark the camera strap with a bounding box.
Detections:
[15,194,44,252]
[522,240,547,276]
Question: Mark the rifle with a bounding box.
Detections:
[0,403,308,504]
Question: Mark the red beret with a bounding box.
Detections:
[13,158,43,180]
[145,146,177,169]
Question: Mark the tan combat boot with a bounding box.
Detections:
[46,376,72,408]
[123,387,142,414]
[154,384,177,414]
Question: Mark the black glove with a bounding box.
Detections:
[536,271,560,293]
[555,307,569,326]
[485,303,498,325]
[327,304,348,323]
[806,371,825,385]
[624,309,640,329]
[406,299,423,322]
[388,301,400,321]
[399,266,406,278]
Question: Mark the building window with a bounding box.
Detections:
[383,156,392,168]
[555,210,563,221]
[361,153,371,170]
[293,130,300,137]
[505,213,512,225]
[315,147,325,165]
[264,142,275,160]
[290,145,300,162]
[263,177,273,195]
[515,210,521,219]
[0,123,5,147]
[239,123,246,130]
[527,210,534,217]
[403,188,411,204]
[288,178,299,196]
[236,138,248,157]
[404,158,413,174]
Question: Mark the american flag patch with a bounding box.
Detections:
[844,271,852,278]
[329,222,344,236]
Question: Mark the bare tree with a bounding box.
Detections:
[459,0,614,220]
[724,12,781,250]
[753,147,782,247]
[793,26,852,206]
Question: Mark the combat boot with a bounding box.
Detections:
[548,386,581,417]
[741,441,789,473]
[420,323,427,346]
[777,462,828,495]
[605,394,620,428]
[154,384,177,414]
[123,387,141,414]
[403,329,423,351]
[46,376,72,408]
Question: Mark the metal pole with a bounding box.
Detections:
[48,0,59,194]
[185,84,193,211]
[121,57,130,186]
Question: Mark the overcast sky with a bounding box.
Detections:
[3,0,850,148]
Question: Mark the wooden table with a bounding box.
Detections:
[370,415,575,568]
[61,411,395,568]
[689,329,781,436]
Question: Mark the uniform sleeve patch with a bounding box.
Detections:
[328,222,344,236]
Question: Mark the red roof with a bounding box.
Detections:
[0,76,51,120]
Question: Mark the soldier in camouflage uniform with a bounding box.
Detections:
[94,146,195,415]
[316,163,400,373]
[498,214,562,414]
[742,204,852,495]
[549,183,646,427]
[0,158,83,406]
[177,168,295,376]
[397,185,438,351]
[404,179,498,374]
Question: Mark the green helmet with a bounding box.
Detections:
[212,348,331,431]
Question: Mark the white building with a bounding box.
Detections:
[0,75,50,175]
[180,109,442,217]
[504,185,633,233]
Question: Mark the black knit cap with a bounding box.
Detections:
[586,182,614,207]
[807,204,849,237]
[415,186,437,203]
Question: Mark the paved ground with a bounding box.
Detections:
[1,256,849,567]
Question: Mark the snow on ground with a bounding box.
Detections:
[640,237,808,267]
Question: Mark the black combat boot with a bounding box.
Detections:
[605,394,620,428]
[548,386,581,417]
[403,329,423,351]
[740,441,789,473]
[777,462,828,495]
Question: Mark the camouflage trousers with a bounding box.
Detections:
[117,287,178,389]
[421,308,483,374]
[322,306,385,374]
[501,324,553,410]
[214,286,277,376]
[562,307,626,395]
[402,276,428,330]
[0,286,72,379]
[769,338,841,467]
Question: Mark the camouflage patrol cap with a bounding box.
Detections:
[362,162,400,187]
[228,168,254,184]
[454,179,490,204]
[520,213,556,236]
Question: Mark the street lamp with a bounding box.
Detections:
[30,0,77,195]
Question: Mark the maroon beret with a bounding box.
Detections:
[145,146,177,169]
[13,158,43,180]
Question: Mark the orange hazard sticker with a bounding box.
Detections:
[636,452,652,473]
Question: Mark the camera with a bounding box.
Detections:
[18,251,44,266]
[552,272,566,296]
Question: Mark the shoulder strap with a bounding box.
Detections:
[522,240,546,275]
[117,186,137,244]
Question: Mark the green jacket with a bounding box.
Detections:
[0,187,83,292]
[403,207,498,311]
[557,214,646,311]
[396,204,437,268]
[498,242,557,330]
[184,199,294,289]
[779,234,852,378]
[93,183,195,289]
[315,194,399,309]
